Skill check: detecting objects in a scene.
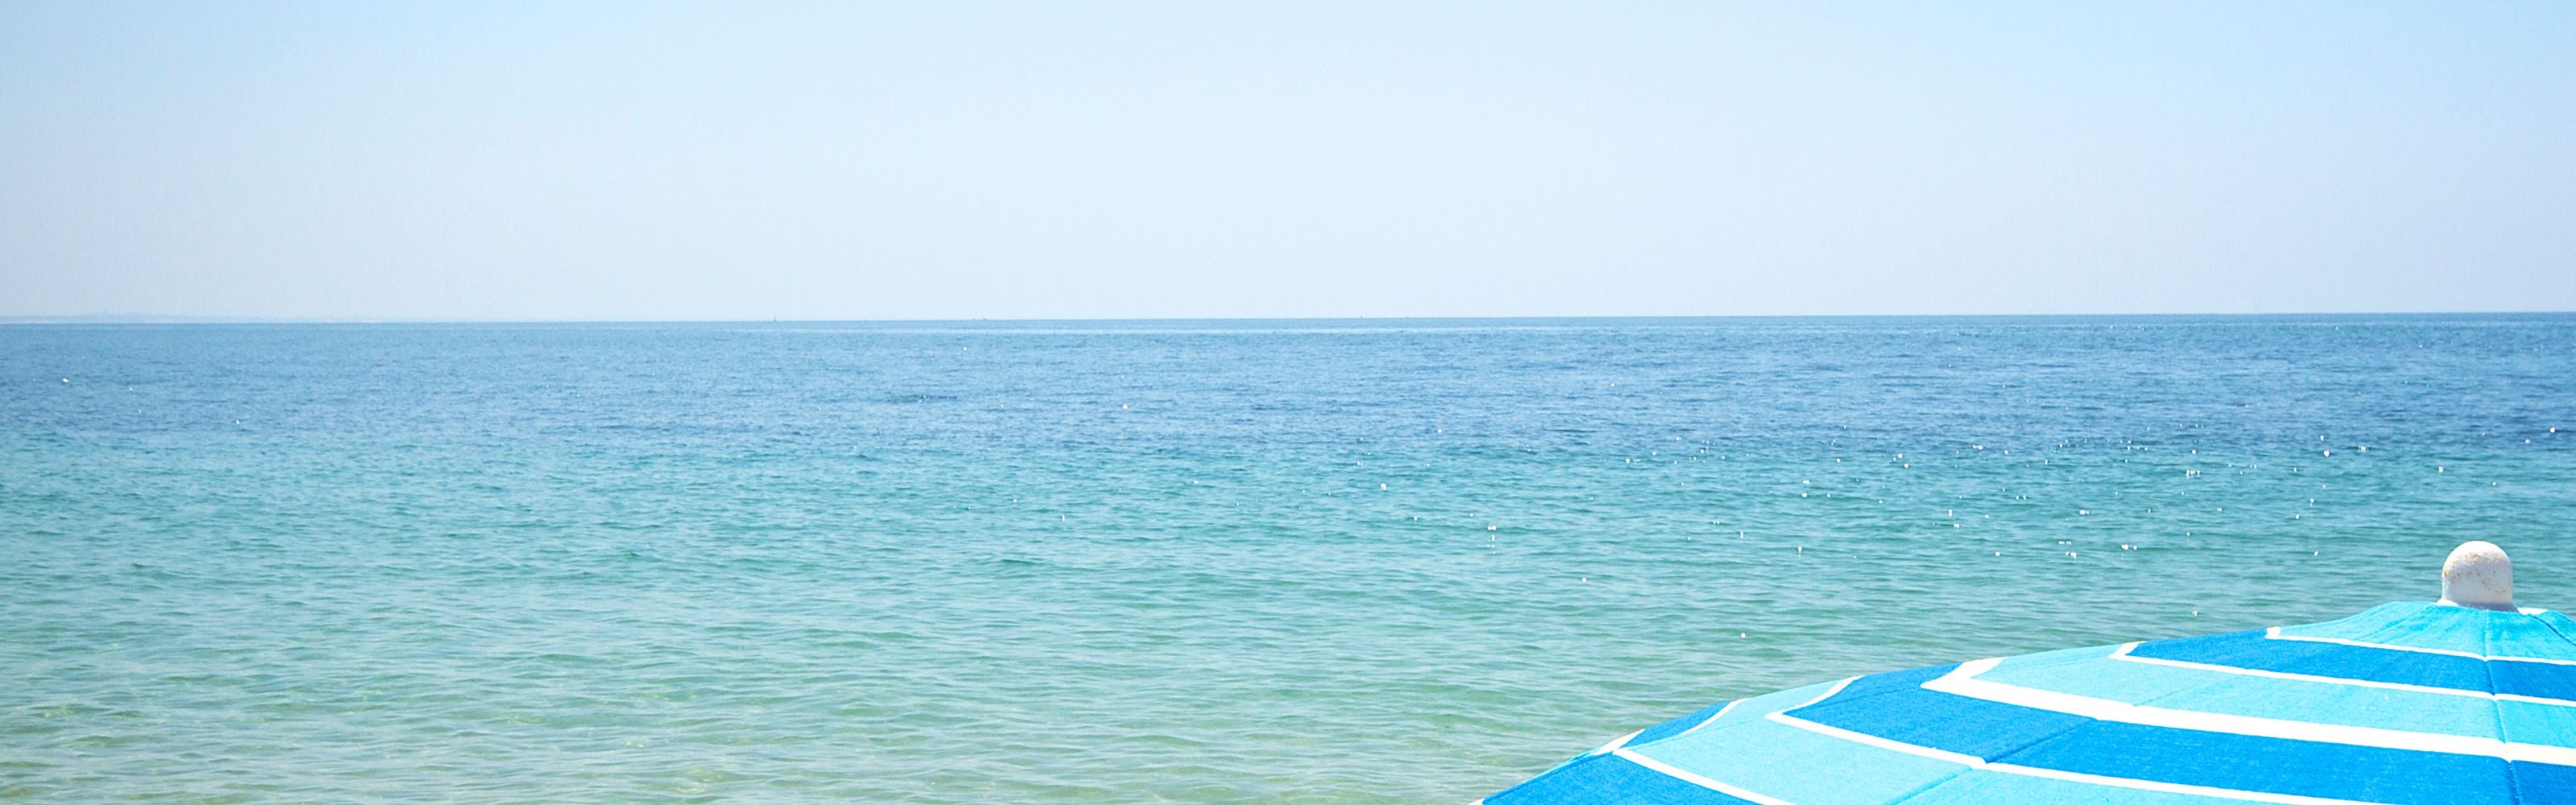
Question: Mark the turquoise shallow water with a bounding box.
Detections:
[2,316,2572,802]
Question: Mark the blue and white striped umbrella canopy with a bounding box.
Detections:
[1484,543,2570,805]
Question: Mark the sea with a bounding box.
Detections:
[3,316,2572,802]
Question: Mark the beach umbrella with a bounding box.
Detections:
[1482,542,2574,805]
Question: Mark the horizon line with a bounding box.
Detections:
[6,310,2574,326]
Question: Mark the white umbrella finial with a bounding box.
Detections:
[2439,541,2514,611]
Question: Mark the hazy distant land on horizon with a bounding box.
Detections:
[4,314,2572,801]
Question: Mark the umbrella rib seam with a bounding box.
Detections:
[2486,622,2522,805]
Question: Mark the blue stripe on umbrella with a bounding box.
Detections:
[1486,598,2576,804]
[2127,630,2576,698]
[1785,668,2514,805]
[1485,753,1762,804]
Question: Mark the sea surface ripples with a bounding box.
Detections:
[3,316,2573,801]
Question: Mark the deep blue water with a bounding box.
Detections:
[2,316,2571,801]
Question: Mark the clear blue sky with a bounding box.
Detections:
[3,2,2570,320]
